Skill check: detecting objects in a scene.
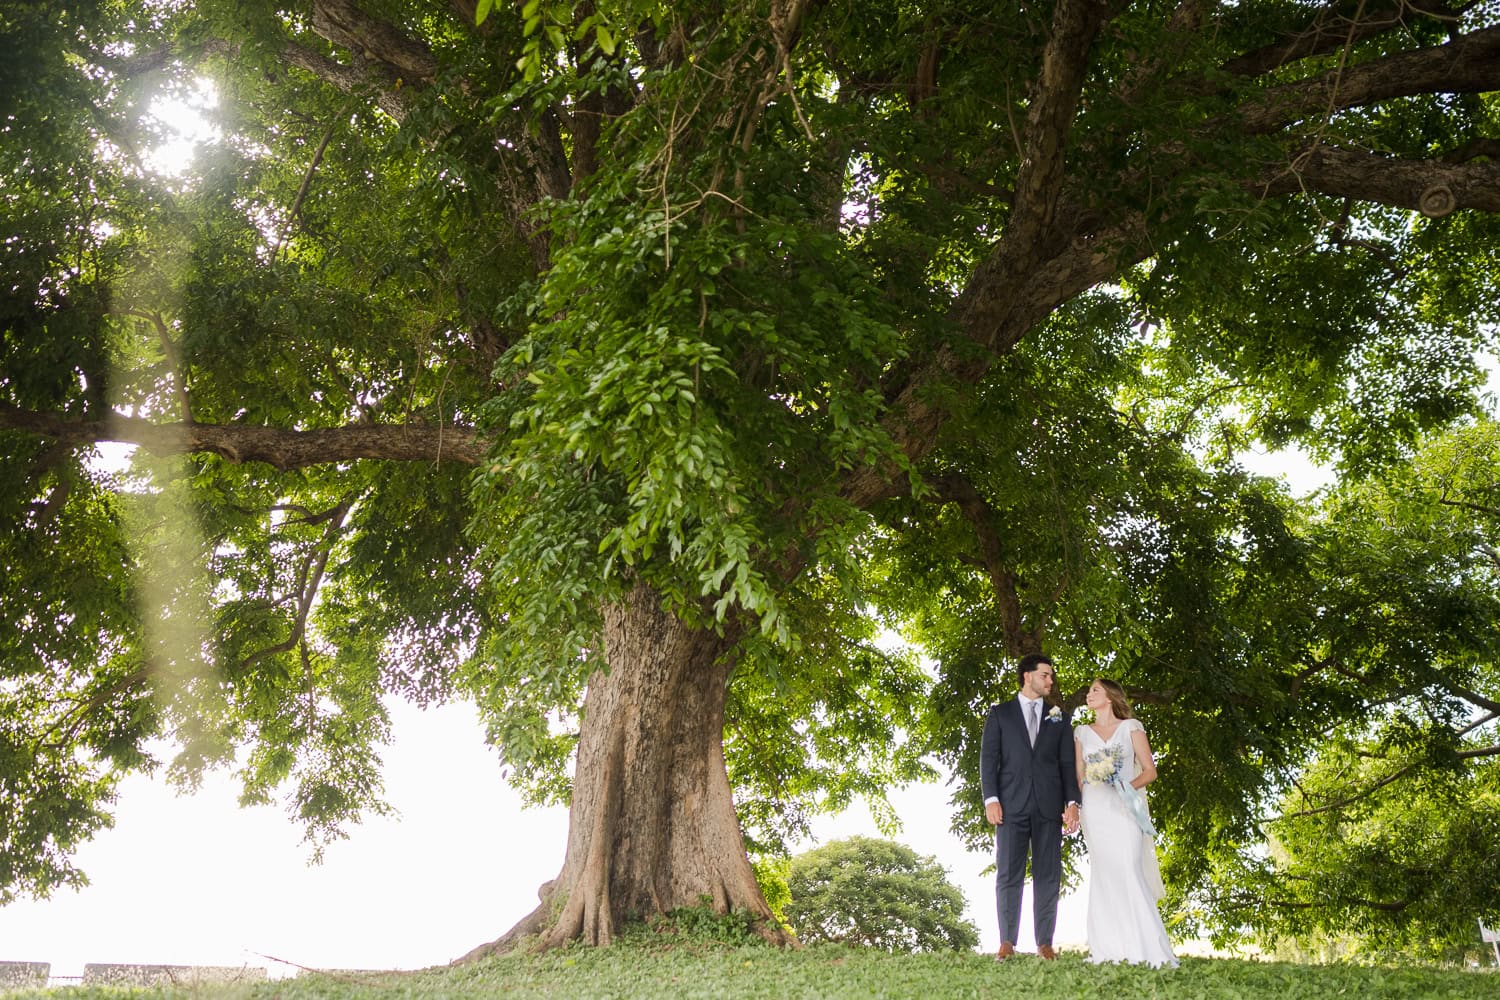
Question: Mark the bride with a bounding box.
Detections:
[1074,678,1178,968]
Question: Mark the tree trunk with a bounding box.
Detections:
[456,582,789,959]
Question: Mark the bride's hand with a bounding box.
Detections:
[1062,802,1080,835]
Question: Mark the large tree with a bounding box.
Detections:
[3,0,1498,955]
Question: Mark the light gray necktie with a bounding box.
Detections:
[1027,700,1039,746]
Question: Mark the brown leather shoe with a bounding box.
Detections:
[995,941,1016,961]
[1037,945,1058,961]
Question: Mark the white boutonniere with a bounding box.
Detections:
[1046,706,1063,723]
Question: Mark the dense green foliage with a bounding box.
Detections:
[1199,421,1500,959]
[3,0,1500,958]
[784,836,978,951]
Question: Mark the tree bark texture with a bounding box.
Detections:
[456,582,787,959]
[0,404,485,468]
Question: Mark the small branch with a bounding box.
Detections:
[115,309,193,423]
[275,107,348,258]
[1437,496,1500,519]
[1222,893,1414,913]
[1276,711,1499,820]
[28,449,76,529]
[1287,661,1326,701]
[1276,760,1418,819]
[41,668,153,751]
[239,497,354,673]
[269,501,356,527]
[1112,0,1209,108]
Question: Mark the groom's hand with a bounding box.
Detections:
[986,801,1003,825]
[1062,802,1080,835]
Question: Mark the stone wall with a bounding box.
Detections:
[0,962,49,988]
[81,964,268,986]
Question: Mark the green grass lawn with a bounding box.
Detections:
[6,941,1494,1000]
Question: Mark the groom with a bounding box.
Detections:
[980,653,1081,960]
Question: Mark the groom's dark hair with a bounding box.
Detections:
[1016,653,1053,686]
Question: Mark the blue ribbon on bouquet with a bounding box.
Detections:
[1116,781,1156,837]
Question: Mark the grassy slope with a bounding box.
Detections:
[7,942,1494,1000]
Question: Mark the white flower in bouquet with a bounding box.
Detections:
[1083,744,1124,786]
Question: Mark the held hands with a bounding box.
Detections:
[1063,802,1081,836]
[985,800,1078,832]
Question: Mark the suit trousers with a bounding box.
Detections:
[994,808,1063,947]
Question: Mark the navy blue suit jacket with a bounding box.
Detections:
[980,699,1081,820]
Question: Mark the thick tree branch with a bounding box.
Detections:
[1006,0,1127,255]
[927,471,1041,658]
[840,209,1149,509]
[1259,144,1500,216]
[840,0,1151,507]
[566,9,636,191]
[1239,25,1500,134]
[251,5,440,123]
[1433,676,1500,714]
[309,0,439,85]
[278,41,417,121]
[1223,0,1471,79]
[0,404,484,468]
[1445,136,1500,162]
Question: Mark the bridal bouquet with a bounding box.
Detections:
[1083,744,1125,786]
[1084,743,1157,837]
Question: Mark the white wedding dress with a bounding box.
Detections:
[1077,718,1178,968]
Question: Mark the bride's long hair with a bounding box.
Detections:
[1095,677,1135,719]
